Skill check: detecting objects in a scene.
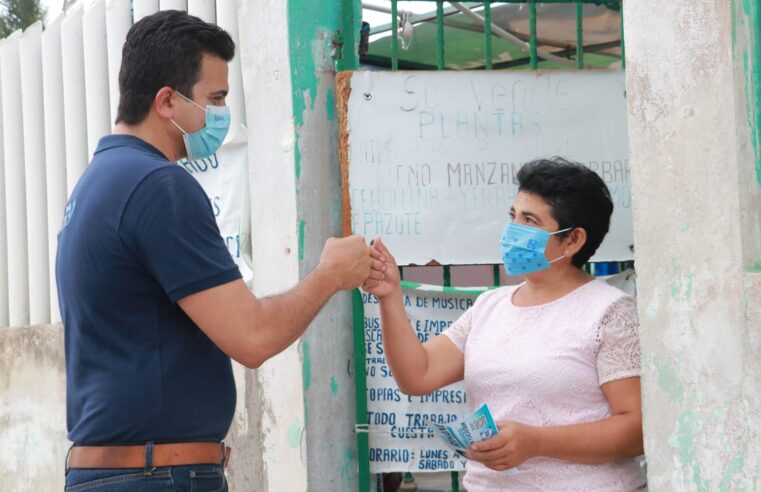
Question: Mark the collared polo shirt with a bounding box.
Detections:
[57,134,241,445]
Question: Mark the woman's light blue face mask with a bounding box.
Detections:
[500,222,573,275]
[170,91,230,161]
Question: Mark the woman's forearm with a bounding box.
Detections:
[533,413,643,463]
[379,291,430,395]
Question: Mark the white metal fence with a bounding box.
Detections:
[0,0,246,327]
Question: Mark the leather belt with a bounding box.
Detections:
[67,442,231,470]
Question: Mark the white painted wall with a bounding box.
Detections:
[160,0,186,11]
[188,0,215,23]
[237,0,308,489]
[625,1,761,489]
[2,31,31,328]
[0,0,248,330]
[216,0,246,130]
[82,0,112,157]
[105,0,131,121]
[41,14,68,323]
[61,4,89,197]
[133,0,159,21]
[0,2,272,490]
[0,36,7,328]
[20,22,50,326]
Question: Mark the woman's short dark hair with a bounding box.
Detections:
[517,157,613,268]
[115,10,235,125]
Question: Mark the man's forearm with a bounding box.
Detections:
[253,267,340,362]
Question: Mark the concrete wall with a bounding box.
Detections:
[0,325,271,491]
[231,0,365,490]
[624,0,761,489]
[235,0,309,490]
[287,1,364,490]
[1,1,351,490]
[238,0,361,488]
[0,326,67,491]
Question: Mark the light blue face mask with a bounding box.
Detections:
[500,222,573,275]
[171,91,230,161]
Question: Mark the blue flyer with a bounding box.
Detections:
[425,403,519,475]
[425,403,498,453]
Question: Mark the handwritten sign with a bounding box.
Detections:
[180,127,253,285]
[339,71,632,265]
[362,285,482,473]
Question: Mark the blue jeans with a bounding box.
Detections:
[64,464,227,491]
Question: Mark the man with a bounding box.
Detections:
[57,10,384,490]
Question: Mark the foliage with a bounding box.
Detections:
[0,0,46,39]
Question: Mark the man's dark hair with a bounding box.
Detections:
[517,157,614,268]
[115,10,235,125]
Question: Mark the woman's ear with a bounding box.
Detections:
[565,227,588,256]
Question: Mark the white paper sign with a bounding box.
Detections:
[344,71,632,265]
[179,127,253,285]
[362,285,484,473]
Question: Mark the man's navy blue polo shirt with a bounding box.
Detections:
[56,134,242,445]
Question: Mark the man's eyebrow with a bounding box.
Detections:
[521,211,542,223]
[209,90,228,97]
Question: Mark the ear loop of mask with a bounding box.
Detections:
[169,118,188,136]
[547,227,575,264]
[175,90,206,111]
[168,91,205,136]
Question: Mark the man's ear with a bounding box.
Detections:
[154,87,175,120]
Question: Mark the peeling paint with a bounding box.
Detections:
[684,276,694,301]
[288,0,339,180]
[669,411,709,491]
[652,353,684,403]
[287,1,363,488]
[325,86,336,122]
[302,339,312,393]
[298,220,306,261]
[739,0,761,182]
[288,22,337,126]
[339,447,355,481]
[668,259,695,301]
[719,454,746,491]
[287,419,303,448]
[294,137,302,179]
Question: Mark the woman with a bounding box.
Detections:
[363,158,646,491]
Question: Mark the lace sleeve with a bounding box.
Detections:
[596,296,642,385]
[441,308,473,353]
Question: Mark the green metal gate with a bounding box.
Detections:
[340,2,626,490]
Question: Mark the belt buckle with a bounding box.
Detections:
[220,442,231,468]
